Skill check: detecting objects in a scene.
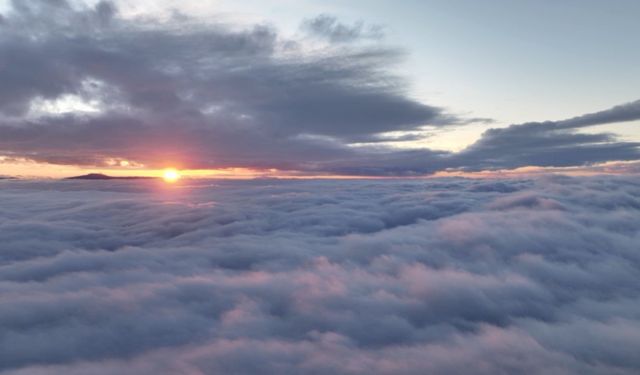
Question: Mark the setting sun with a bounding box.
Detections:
[162,168,181,183]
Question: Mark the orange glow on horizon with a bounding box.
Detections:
[1,157,640,180]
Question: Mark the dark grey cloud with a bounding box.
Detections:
[453,99,640,172]
[558,99,640,129]
[1,176,640,374]
[0,0,450,171]
[0,0,638,175]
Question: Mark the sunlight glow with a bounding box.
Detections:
[162,168,181,183]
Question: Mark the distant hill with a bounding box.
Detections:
[66,173,155,180]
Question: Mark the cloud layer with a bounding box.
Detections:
[0,0,446,172]
[1,176,640,374]
[0,0,638,175]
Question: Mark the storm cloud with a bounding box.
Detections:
[1,176,640,374]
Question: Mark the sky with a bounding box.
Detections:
[0,0,639,177]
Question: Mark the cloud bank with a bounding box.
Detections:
[1,176,640,374]
[0,0,638,175]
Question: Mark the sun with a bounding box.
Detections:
[162,168,181,183]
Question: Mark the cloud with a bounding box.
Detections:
[558,99,640,129]
[0,0,450,172]
[302,14,385,43]
[1,176,640,374]
[454,99,640,172]
[0,0,638,175]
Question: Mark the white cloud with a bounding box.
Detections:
[0,175,639,374]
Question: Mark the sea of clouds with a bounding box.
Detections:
[1,176,639,374]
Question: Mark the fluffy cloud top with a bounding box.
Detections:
[1,175,640,374]
[0,0,638,175]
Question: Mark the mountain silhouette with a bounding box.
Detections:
[66,173,155,180]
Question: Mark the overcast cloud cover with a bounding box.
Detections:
[1,176,640,374]
[0,0,639,175]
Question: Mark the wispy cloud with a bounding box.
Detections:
[301,14,385,43]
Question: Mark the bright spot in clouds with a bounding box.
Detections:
[163,168,181,182]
